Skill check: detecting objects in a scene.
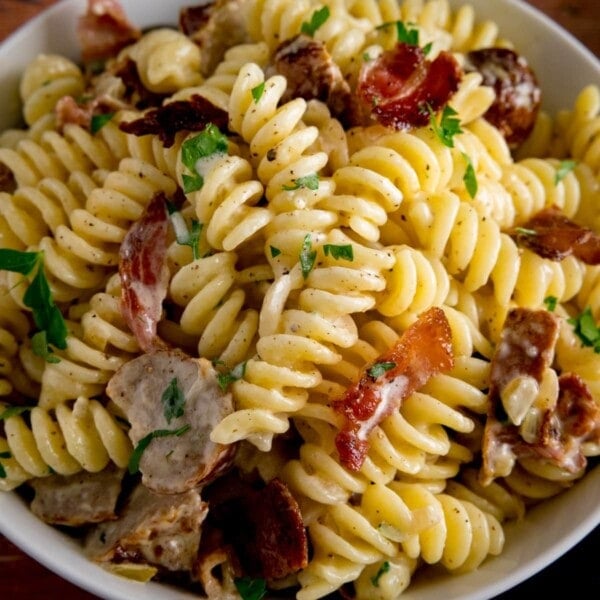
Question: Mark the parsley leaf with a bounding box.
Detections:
[568,307,600,352]
[0,249,68,359]
[514,227,537,236]
[90,112,114,134]
[368,361,396,379]
[169,209,203,260]
[31,331,60,363]
[300,6,330,37]
[161,377,186,424]
[462,153,478,198]
[396,21,419,45]
[216,361,247,391]
[128,425,191,474]
[270,246,281,258]
[544,296,558,312]
[251,82,265,103]
[299,234,317,279]
[282,173,320,191]
[429,104,462,148]
[0,406,32,420]
[181,124,229,193]
[371,561,391,587]
[323,244,354,261]
[554,159,577,185]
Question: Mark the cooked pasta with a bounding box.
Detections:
[1,1,600,599]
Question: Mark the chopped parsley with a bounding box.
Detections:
[282,173,320,191]
[234,577,267,600]
[323,244,354,261]
[251,82,266,103]
[568,307,600,352]
[180,124,229,193]
[168,207,203,260]
[90,112,114,134]
[128,425,191,474]
[371,561,391,587]
[300,6,330,37]
[395,21,419,45]
[270,246,281,258]
[429,104,462,148]
[161,378,186,424]
[544,296,558,312]
[514,227,538,236]
[216,361,247,391]
[368,361,396,379]
[299,234,317,279]
[462,153,478,198]
[0,463,5,479]
[0,406,32,420]
[554,159,577,185]
[0,249,67,361]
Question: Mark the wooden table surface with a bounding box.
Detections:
[0,0,599,599]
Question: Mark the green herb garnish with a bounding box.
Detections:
[161,378,186,424]
[568,306,600,352]
[251,82,266,103]
[368,361,396,379]
[462,153,478,198]
[429,104,462,148]
[396,21,419,45]
[234,577,267,600]
[544,296,558,312]
[282,173,320,191]
[0,249,67,361]
[270,246,281,258]
[169,209,203,260]
[323,244,354,261]
[0,463,5,479]
[514,227,538,236]
[128,425,191,474]
[371,561,391,587]
[301,6,330,37]
[181,124,229,193]
[299,234,317,279]
[90,112,114,134]
[554,159,577,185]
[0,406,32,420]
[216,361,247,391]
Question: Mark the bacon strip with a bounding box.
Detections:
[513,206,600,265]
[119,192,170,353]
[119,94,229,147]
[78,0,141,64]
[333,307,454,471]
[354,42,462,130]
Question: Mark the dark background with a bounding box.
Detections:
[0,0,599,598]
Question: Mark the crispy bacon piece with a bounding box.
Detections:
[119,192,170,353]
[513,206,600,265]
[78,0,141,64]
[273,34,352,119]
[481,308,560,484]
[119,94,229,147]
[334,307,454,471]
[353,42,462,130]
[465,48,541,149]
[205,475,308,580]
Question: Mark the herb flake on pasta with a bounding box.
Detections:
[371,561,391,586]
[462,153,478,198]
[323,244,354,261]
[282,173,320,191]
[251,82,266,103]
[169,207,203,260]
[368,361,396,379]
[568,307,600,352]
[554,159,577,185]
[0,249,67,361]
[544,296,558,312]
[299,234,317,279]
[300,6,330,37]
[90,112,114,133]
[270,246,281,258]
[429,104,462,148]
[180,123,229,193]
[216,361,247,391]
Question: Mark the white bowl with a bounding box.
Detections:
[0,1,599,598]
